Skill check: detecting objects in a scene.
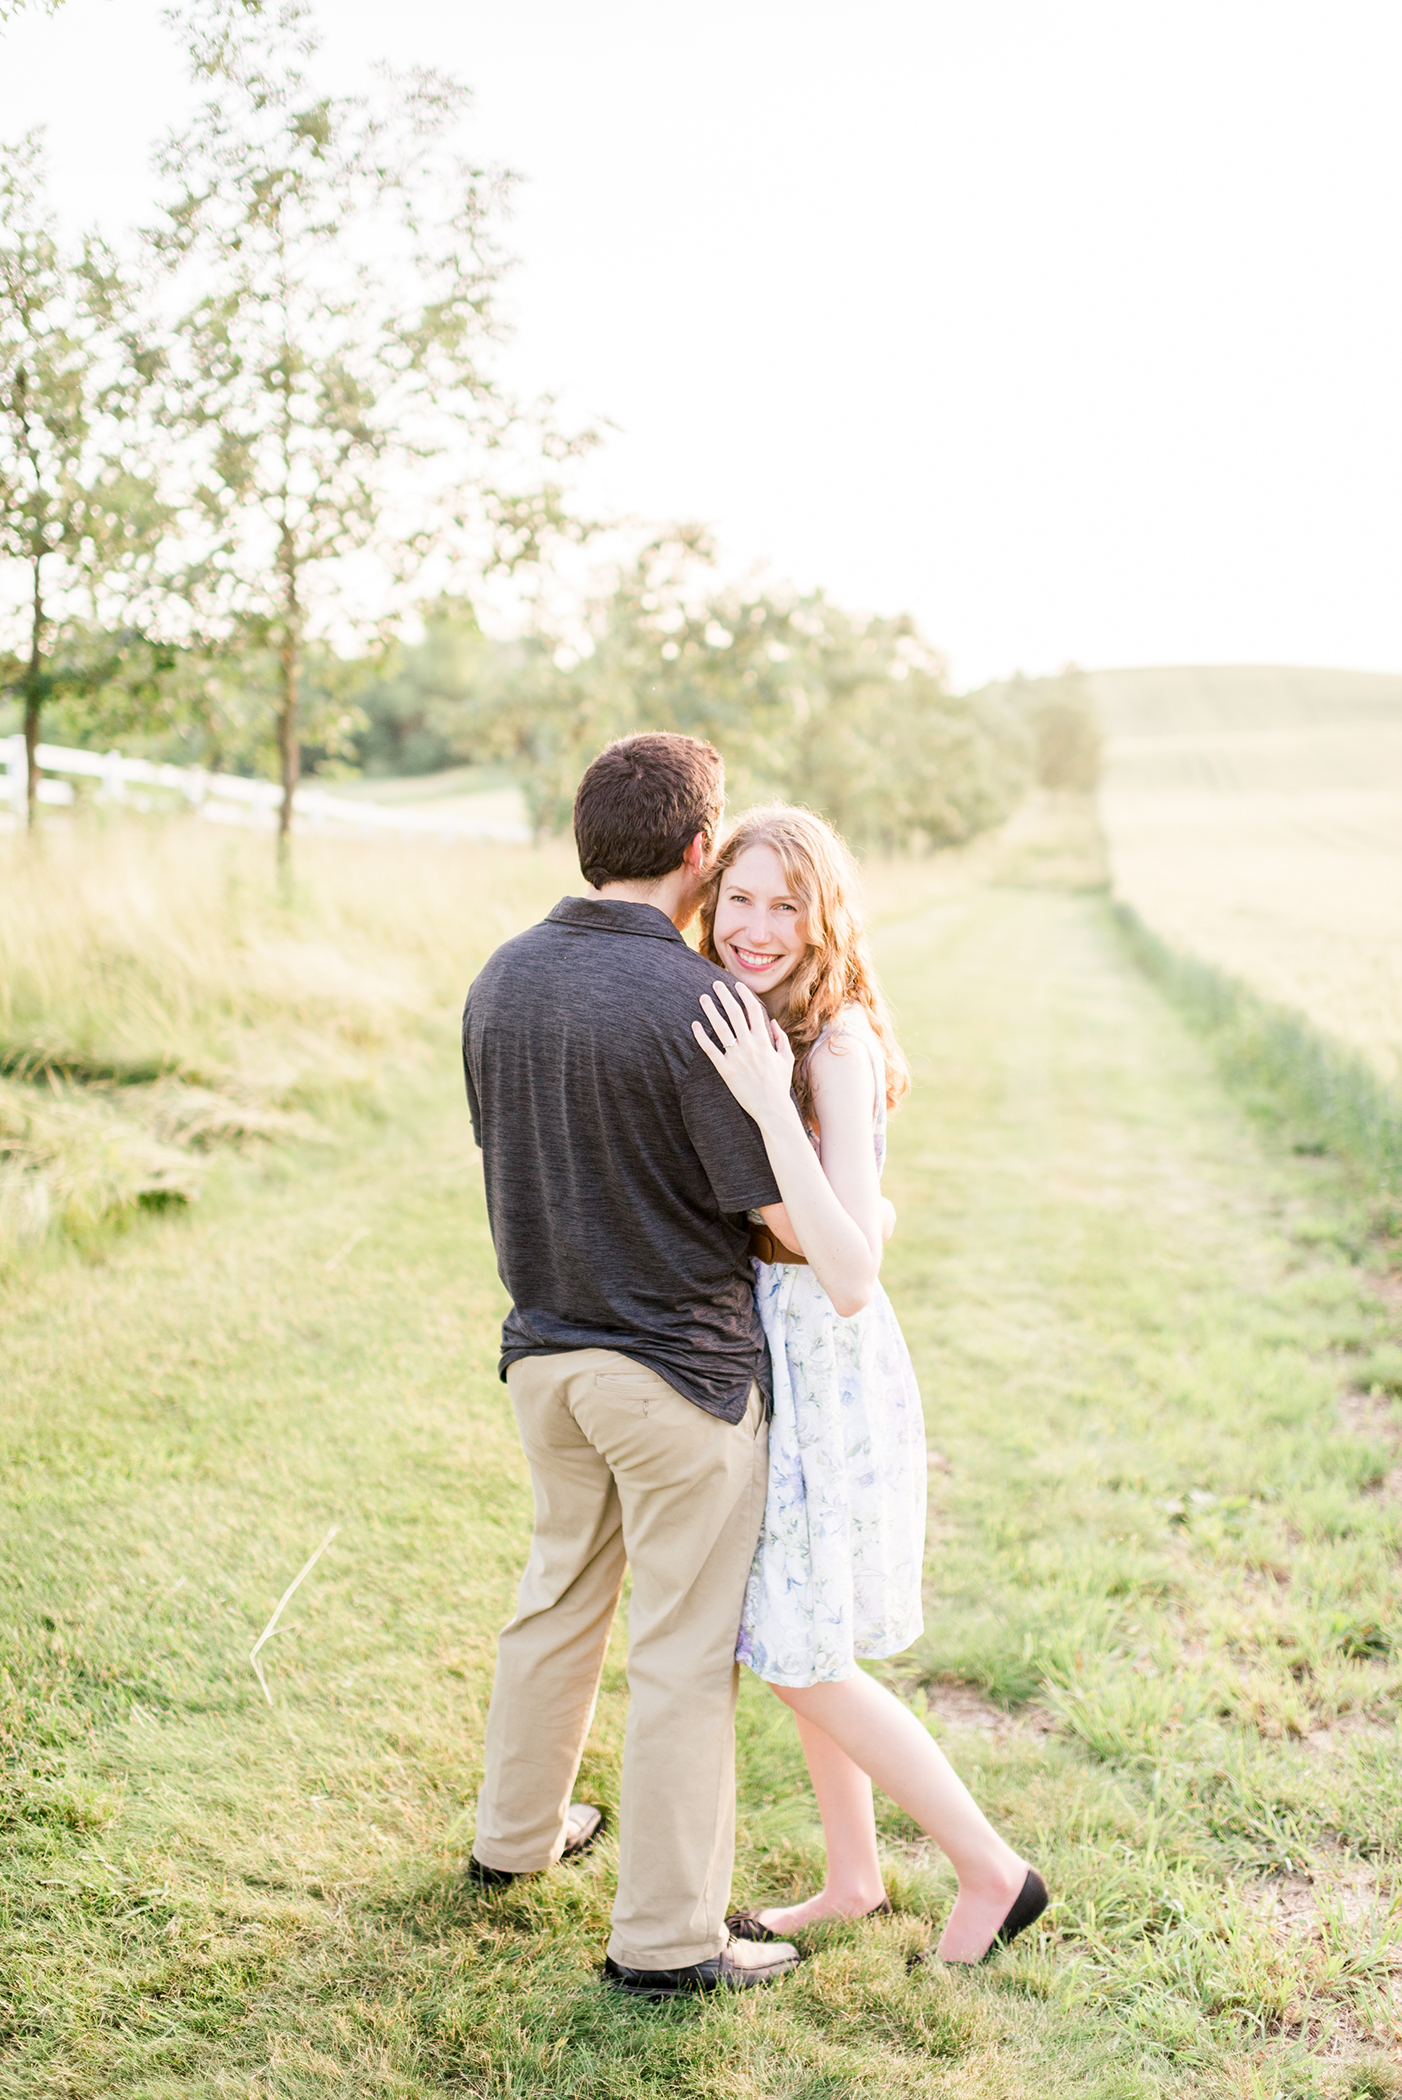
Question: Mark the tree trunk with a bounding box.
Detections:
[276,543,300,880]
[24,551,43,832]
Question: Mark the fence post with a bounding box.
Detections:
[101,750,125,805]
[3,733,26,819]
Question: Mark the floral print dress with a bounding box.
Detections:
[736,1017,927,1688]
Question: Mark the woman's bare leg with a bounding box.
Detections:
[771,1672,1028,1961]
[755,1702,887,1932]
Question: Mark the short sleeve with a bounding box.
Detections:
[679,1048,781,1215]
[462,1003,483,1147]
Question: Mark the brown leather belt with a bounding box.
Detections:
[747,1221,808,1266]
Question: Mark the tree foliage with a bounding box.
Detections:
[0,135,165,824]
[0,4,1056,866]
[977,668,1103,792]
[327,530,1032,849]
[148,0,593,868]
[433,530,1033,849]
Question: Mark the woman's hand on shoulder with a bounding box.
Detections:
[692,980,795,1127]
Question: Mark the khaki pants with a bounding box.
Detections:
[473,1347,768,1969]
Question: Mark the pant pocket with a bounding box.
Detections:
[593,1369,660,1416]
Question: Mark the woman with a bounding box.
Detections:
[693,805,1047,1965]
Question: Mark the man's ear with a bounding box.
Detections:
[683,831,710,874]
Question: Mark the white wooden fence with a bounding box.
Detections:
[0,734,530,843]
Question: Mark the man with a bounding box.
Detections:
[461,732,800,1998]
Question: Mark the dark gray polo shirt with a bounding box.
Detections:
[462,895,781,1423]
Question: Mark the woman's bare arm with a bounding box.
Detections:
[693,983,882,1317]
[767,1182,894,1260]
[803,1033,885,1260]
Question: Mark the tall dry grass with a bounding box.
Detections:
[1095,671,1402,1089]
[1114,900,1402,1201]
[0,819,574,1262]
[0,791,1102,1266]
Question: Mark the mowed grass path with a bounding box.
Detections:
[3,882,1401,2098]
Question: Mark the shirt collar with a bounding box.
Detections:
[545,895,688,945]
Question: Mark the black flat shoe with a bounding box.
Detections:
[467,1801,606,1888]
[984,1867,1048,1959]
[909,1868,1050,1968]
[726,1897,892,1942]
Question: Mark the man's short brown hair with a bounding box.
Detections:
[573,733,725,890]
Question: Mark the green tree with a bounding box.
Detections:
[151,0,592,873]
[0,135,165,826]
[341,597,491,777]
[1026,668,1103,791]
[453,528,1030,850]
[976,669,1103,793]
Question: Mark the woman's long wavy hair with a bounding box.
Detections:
[699,804,911,1131]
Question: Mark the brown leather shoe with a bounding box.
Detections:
[467,1801,606,1888]
[560,1801,605,1859]
[603,1934,800,1998]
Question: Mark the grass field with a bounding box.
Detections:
[4,816,1402,2096]
[1091,667,1402,1090]
[323,766,530,832]
[0,820,1008,1270]
[0,823,570,1265]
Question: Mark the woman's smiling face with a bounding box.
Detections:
[711,843,808,1009]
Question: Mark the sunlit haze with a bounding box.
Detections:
[3,0,1400,688]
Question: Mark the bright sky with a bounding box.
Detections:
[4,0,1400,689]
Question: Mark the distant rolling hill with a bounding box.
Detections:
[1089,665,1402,1085]
[1086,663,1402,738]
